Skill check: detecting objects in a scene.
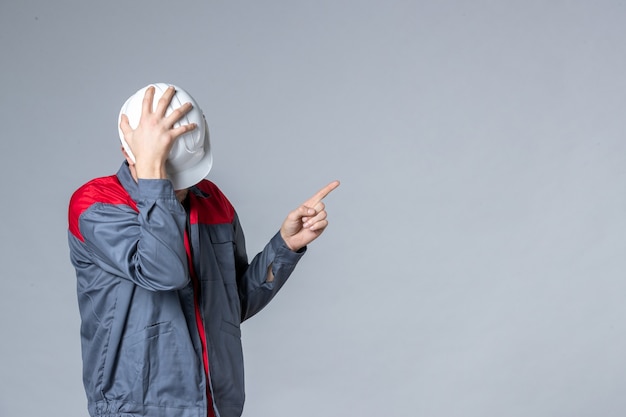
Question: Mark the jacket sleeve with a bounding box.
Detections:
[75,179,189,291]
[233,213,306,321]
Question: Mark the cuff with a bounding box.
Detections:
[137,179,177,200]
[270,232,307,265]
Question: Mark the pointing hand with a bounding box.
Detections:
[280,180,340,252]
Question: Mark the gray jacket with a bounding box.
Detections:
[68,163,305,417]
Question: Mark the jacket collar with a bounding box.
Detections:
[116,161,140,201]
[115,161,205,203]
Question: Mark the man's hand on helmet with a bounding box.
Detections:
[119,85,197,180]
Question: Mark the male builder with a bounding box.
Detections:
[68,83,339,417]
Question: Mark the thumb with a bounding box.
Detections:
[119,113,132,137]
[289,205,315,221]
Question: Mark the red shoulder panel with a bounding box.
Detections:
[189,180,235,225]
[68,175,138,242]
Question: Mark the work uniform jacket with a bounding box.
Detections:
[68,163,305,417]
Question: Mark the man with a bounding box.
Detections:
[68,83,339,417]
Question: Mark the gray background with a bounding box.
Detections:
[1,1,625,416]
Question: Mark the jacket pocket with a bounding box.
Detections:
[209,320,245,410]
[204,224,237,284]
[109,321,204,407]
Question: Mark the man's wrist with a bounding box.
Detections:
[135,162,167,180]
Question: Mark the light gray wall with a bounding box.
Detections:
[1,1,625,416]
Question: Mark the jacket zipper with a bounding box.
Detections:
[184,227,216,417]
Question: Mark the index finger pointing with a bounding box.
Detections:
[303,180,340,206]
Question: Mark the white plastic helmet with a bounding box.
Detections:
[118,83,213,190]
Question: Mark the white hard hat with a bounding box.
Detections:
[118,83,213,190]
